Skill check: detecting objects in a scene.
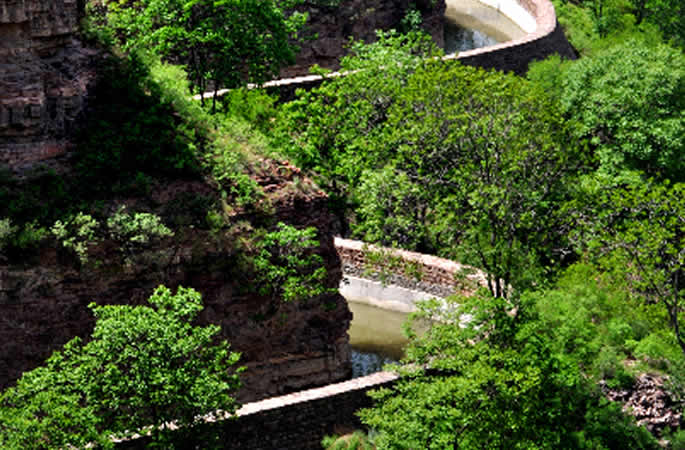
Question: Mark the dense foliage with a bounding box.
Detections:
[359,271,664,449]
[579,180,685,355]
[0,286,242,449]
[559,39,684,180]
[2,0,684,445]
[270,12,684,447]
[277,35,585,296]
[101,0,305,110]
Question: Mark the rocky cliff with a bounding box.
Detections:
[282,0,445,77]
[0,0,351,403]
[0,0,97,177]
[0,168,352,402]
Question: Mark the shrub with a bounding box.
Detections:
[0,219,15,252]
[51,213,100,265]
[253,223,331,303]
[107,206,173,256]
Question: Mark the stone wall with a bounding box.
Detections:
[448,0,576,74]
[0,0,98,177]
[119,371,398,450]
[335,237,488,297]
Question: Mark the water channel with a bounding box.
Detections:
[348,301,410,377]
[443,0,527,53]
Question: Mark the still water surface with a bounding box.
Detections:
[348,301,414,378]
[443,0,526,53]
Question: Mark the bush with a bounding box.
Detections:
[253,223,331,303]
[74,54,201,192]
[51,213,99,265]
[107,206,173,253]
[0,219,15,252]
[322,431,375,450]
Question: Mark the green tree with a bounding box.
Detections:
[560,39,685,181]
[275,30,441,234]
[580,179,685,355]
[279,40,582,296]
[359,293,658,449]
[628,0,684,46]
[0,286,242,448]
[106,0,305,111]
[384,61,584,297]
[353,166,431,250]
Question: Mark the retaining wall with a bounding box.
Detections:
[451,0,576,74]
[334,237,488,297]
[120,371,398,450]
[450,0,577,74]
[341,275,438,313]
[118,240,481,448]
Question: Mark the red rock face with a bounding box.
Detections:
[0,0,97,177]
[0,177,352,403]
[0,1,352,403]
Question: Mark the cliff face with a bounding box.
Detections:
[0,1,352,402]
[0,0,97,177]
[0,173,352,402]
[281,0,445,77]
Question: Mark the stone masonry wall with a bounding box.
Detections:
[119,371,398,450]
[335,237,488,297]
[0,0,98,177]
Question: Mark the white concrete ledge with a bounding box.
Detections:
[467,0,537,33]
[340,276,440,314]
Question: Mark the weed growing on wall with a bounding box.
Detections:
[361,244,424,286]
[51,213,100,265]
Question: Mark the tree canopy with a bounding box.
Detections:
[359,287,659,449]
[0,286,242,449]
[104,0,306,109]
[559,39,684,180]
[278,41,585,296]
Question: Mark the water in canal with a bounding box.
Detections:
[443,0,527,53]
[348,301,414,378]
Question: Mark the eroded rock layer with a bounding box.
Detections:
[0,0,97,176]
[0,174,352,402]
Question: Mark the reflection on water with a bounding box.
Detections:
[348,301,420,378]
[443,0,526,53]
[444,21,498,53]
[351,350,397,378]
